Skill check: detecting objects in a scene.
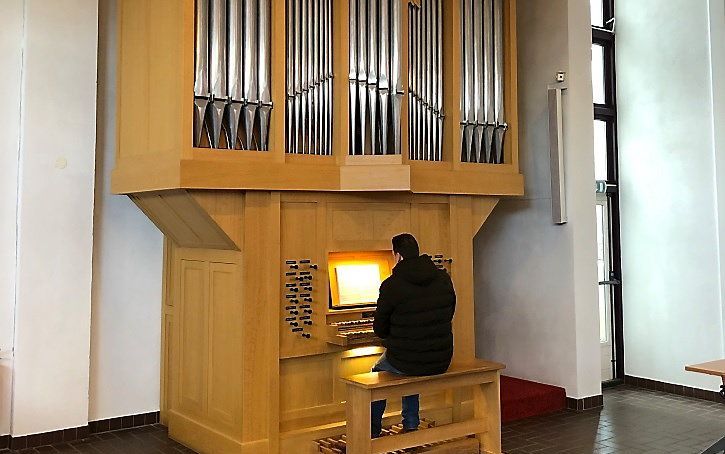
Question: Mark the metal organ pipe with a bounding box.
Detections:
[378,0,389,155]
[424,0,432,161]
[286,0,295,154]
[348,0,402,156]
[406,3,413,159]
[243,0,259,151]
[287,0,334,155]
[349,0,358,155]
[416,3,421,159]
[193,0,272,151]
[227,0,244,149]
[325,0,332,155]
[461,0,507,163]
[435,0,442,161]
[357,0,369,155]
[408,0,443,161]
[301,0,309,154]
[493,0,507,163]
[258,0,272,151]
[209,0,227,149]
[308,0,315,154]
[430,0,438,161]
[408,4,417,160]
[312,0,319,155]
[368,0,379,156]
[472,0,484,163]
[193,0,210,147]
[391,0,403,155]
[483,0,495,163]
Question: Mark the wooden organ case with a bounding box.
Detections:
[113,0,522,453]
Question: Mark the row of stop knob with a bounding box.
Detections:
[284,259,318,339]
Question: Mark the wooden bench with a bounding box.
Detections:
[341,360,505,454]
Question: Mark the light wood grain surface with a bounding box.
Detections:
[343,361,506,389]
[686,360,725,377]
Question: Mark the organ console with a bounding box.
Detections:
[321,250,454,347]
[113,0,522,452]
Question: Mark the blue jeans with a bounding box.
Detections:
[370,353,420,437]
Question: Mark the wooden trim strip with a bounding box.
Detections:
[369,375,495,402]
[370,418,488,454]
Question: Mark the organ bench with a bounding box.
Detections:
[343,360,505,454]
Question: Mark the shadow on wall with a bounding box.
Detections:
[472,197,577,385]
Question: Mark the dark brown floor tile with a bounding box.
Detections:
[61,429,76,443]
[36,446,59,453]
[502,385,725,453]
[143,412,157,426]
[5,386,724,454]
[52,443,80,453]
[121,416,133,429]
[133,414,146,427]
[75,427,89,441]
[96,419,111,434]
[26,434,44,449]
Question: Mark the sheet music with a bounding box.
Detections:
[335,264,382,306]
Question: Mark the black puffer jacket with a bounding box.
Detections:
[373,254,456,376]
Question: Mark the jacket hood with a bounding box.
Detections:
[392,254,440,285]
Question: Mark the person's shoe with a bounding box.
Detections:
[401,427,418,433]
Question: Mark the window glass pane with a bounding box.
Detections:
[592,44,605,104]
[591,0,604,27]
[594,120,608,180]
[596,205,605,264]
[596,204,608,343]
[599,286,608,342]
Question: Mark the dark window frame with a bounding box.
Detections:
[593,0,625,382]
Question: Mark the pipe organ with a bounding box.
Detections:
[114,0,522,452]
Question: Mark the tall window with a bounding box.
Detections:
[591,0,623,382]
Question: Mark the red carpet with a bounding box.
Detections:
[500,375,567,423]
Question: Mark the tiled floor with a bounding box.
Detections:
[6,385,725,453]
[6,425,193,454]
[503,385,725,453]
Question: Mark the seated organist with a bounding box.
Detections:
[370,233,457,438]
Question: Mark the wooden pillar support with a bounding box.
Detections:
[346,386,374,454]
[241,192,281,449]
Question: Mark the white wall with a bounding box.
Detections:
[474,0,601,399]
[0,0,24,437]
[89,0,164,421]
[710,0,725,360]
[11,0,99,435]
[618,0,725,391]
[0,0,163,435]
